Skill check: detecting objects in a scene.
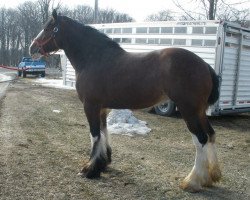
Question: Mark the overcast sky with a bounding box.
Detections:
[0,0,249,21]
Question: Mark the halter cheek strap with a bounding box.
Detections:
[34,27,60,56]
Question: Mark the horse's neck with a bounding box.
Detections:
[61,21,124,71]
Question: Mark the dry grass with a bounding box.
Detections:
[0,79,249,200]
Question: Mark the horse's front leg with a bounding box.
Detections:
[100,109,112,164]
[79,103,109,178]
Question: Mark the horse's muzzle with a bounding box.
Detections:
[29,42,43,60]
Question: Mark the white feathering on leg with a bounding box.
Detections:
[91,133,107,161]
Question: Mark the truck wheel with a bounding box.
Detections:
[154,100,176,117]
[41,72,45,77]
[23,71,26,78]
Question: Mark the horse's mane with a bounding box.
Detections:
[62,16,122,50]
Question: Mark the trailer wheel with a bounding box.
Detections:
[154,100,176,117]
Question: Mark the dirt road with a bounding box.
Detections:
[0,78,249,200]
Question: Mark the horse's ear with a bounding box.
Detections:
[52,9,58,21]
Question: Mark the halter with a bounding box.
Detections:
[34,26,60,56]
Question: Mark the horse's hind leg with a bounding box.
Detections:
[206,119,222,183]
[79,103,109,178]
[178,106,221,192]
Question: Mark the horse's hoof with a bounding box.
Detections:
[85,169,101,179]
[180,179,202,193]
[78,166,101,179]
[79,158,107,179]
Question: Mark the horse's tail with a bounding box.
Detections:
[208,65,220,105]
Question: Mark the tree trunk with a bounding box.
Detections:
[208,0,215,20]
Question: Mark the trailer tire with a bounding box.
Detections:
[154,100,176,117]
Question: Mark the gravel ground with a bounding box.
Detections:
[0,78,249,200]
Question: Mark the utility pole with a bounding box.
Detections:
[94,0,99,23]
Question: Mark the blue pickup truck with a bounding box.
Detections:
[18,57,46,78]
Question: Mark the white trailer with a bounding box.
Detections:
[61,20,250,116]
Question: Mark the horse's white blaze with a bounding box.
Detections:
[29,30,45,59]
[35,30,44,40]
[30,30,44,48]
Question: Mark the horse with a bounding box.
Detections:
[29,10,222,192]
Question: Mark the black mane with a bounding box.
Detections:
[60,16,124,70]
[62,16,121,50]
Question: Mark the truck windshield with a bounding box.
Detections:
[23,58,32,62]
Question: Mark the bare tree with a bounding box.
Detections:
[146,10,175,21]
[38,0,60,24]
[0,8,7,64]
[18,1,42,56]
[217,1,250,26]
[70,5,95,24]
[98,8,134,23]
[173,0,249,23]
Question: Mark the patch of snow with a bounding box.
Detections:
[107,109,151,136]
[0,74,12,82]
[34,78,74,90]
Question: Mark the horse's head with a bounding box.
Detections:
[30,9,62,59]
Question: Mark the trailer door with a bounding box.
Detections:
[219,24,250,112]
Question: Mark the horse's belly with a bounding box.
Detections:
[104,92,168,109]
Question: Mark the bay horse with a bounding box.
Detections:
[30,10,221,192]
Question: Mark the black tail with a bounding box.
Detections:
[208,65,220,105]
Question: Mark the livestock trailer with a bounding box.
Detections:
[60,20,250,116]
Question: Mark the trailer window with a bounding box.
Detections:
[205,27,217,34]
[135,38,147,44]
[114,28,121,34]
[122,28,132,34]
[204,40,216,46]
[160,39,172,45]
[193,27,203,34]
[149,27,160,33]
[105,28,113,34]
[121,38,132,43]
[192,39,203,46]
[161,27,173,33]
[136,27,147,34]
[173,39,186,45]
[148,38,160,44]
[174,27,187,34]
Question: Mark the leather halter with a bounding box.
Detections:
[34,27,60,56]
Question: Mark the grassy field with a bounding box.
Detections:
[0,79,249,200]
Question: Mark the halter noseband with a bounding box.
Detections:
[34,26,60,56]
